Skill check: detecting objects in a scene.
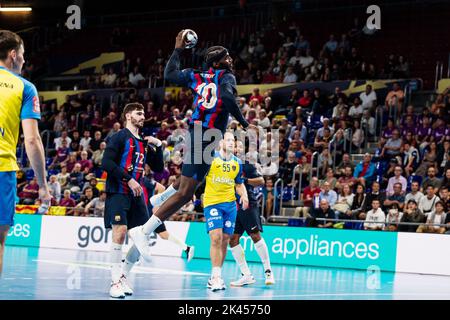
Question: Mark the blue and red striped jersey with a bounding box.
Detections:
[103,129,149,195]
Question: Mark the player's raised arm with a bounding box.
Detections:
[164,30,192,87]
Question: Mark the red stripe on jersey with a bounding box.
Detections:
[122,138,135,195]
[135,141,145,182]
[208,70,224,128]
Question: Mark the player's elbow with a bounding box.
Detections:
[24,136,42,151]
[164,69,178,84]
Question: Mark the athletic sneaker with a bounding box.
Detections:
[109,282,125,299]
[264,269,275,285]
[185,246,195,262]
[230,274,256,287]
[208,277,226,292]
[119,275,133,296]
[128,226,152,262]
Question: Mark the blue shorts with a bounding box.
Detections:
[0,171,17,226]
[204,201,238,235]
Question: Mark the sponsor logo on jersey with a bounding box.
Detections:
[0,82,14,89]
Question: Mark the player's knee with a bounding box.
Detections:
[229,235,240,247]
[210,232,222,247]
[250,232,262,243]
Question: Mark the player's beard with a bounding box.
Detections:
[131,117,144,129]
[217,61,233,73]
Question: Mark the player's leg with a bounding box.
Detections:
[250,231,275,285]
[229,232,256,287]
[110,225,127,298]
[158,229,195,262]
[129,175,198,256]
[104,193,130,298]
[229,207,256,286]
[209,228,226,291]
[120,244,140,296]
[0,171,17,277]
[0,226,10,277]
[152,206,195,261]
[149,177,180,207]
[204,204,227,291]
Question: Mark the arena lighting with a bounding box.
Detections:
[0,5,32,12]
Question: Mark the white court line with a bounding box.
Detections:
[144,289,201,292]
[153,291,450,300]
[33,259,209,276]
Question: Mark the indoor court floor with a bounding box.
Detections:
[2,245,450,300]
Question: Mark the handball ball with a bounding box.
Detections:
[182,29,198,49]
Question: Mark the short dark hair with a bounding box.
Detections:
[0,30,23,60]
[121,103,144,122]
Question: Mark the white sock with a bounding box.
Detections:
[230,245,251,276]
[211,266,222,278]
[168,233,188,251]
[122,245,140,277]
[110,242,123,283]
[142,215,162,235]
[150,184,177,207]
[254,238,272,271]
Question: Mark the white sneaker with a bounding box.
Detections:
[120,275,133,296]
[128,227,152,262]
[185,246,195,262]
[230,274,256,287]
[264,269,275,285]
[209,277,226,292]
[109,282,125,299]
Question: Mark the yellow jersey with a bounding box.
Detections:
[0,66,40,172]
[203,151,243,207]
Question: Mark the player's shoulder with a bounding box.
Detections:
[106,128,128,143]
[231,155,243,166]
[17,75,37,91]
[219,70,236,84]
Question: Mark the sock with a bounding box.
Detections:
[230,245,251,276]
[110,242,123,283]
[150,184,177,207]
[168,234,188,251]
[121,245,140,278]
[254,238,272,272]
[211,266,222,278]
[142,215,162,235]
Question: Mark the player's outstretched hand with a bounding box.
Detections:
[240,196,249,211]
[175,30,186,50]
[144,136,162,147]
[128,178,143,197]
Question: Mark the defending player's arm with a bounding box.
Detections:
[164,30,192,87]
[20,81,51,203]
[235,183,249,210]
[102,134,143,197]
[235,161,249,210]
[243,163,265,187]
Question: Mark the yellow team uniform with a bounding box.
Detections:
[0,66,40,226]
[203,151,243,234]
